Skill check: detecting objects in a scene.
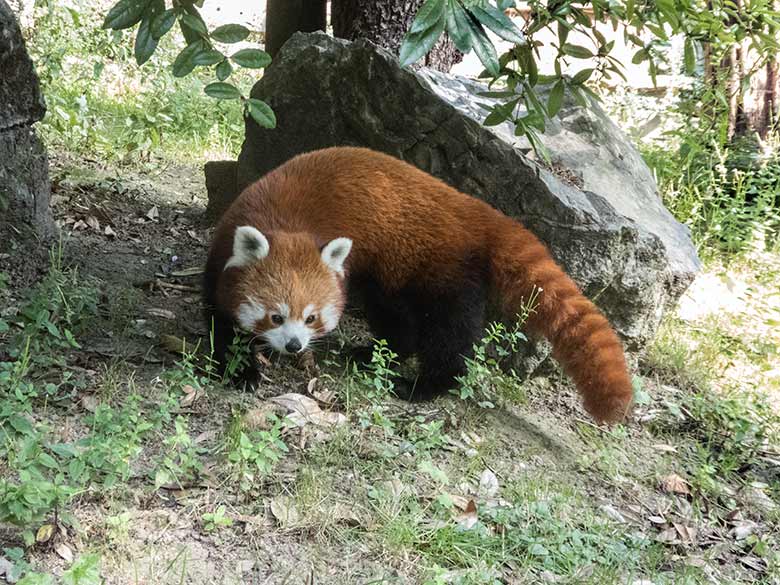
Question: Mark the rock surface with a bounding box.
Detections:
[0,0,56,249]
[231,31,700,352]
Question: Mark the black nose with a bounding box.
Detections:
[285,338,302,353]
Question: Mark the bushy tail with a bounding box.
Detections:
[490,220,633,424]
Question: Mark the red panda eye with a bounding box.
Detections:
[305,314,317,325]
[271,315,284,325]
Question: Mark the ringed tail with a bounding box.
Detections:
[490,218,634,424]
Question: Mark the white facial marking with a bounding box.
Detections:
[303,304,315,320]
[224,226,269,270]
[321,237,352,274]
[277,303,290,318]
[236,298,266,331]
[264,319,314,353]
[320,303,340,331]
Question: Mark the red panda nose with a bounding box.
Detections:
[285,338,302,353]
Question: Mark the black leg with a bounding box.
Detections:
[354,277,419,359]
[403,278,488,401]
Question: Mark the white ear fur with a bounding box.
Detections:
[224,226,269,270]
[321,237,352,273]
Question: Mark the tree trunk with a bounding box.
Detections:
[331,0,463,73]
[0,0,56,251]
[265,0,327,58]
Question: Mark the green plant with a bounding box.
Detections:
[153,416,204,488]
[401,0,779,160]
[643,136,780,257]
[225,413,288,493]
[30,1,246,164]
[99,0,275,128]
[7,244,99,366]
[61,553,102,585]
[201,505,233,532]
[456,289,538,407]
[345,339,401,432]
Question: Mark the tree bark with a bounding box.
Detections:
[331,0,463,73]
[265,0,327,58]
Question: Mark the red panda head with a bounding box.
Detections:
[220,225,351,354]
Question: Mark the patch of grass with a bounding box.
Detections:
[28,0,249,166]
[223,410,288,494]
[642,133,780,259]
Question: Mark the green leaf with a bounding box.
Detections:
[409,0,446,34]
[571,68,594,84]
[547,79,565,116]
[204,82,241,100]
[470,4,525,44]
[468,16,500,77]
[399,11,446,67]
[632,48,648,64]
[230,48,272,69]
[151,8,176,39]
[684,37,696,74]
[211,23,251,43]
[172,39,207,77]
[102,0,150,30]
[246,98,277,129]
[180,13,207,36]
[134,0,164,66]
[179,4,206,44]
[216,59,233,81]
[193,49,225,66]
[483,97,519,126]
[445,0,474,52]
[562,43,593,58]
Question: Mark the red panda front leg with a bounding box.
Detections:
[400,275,488,401]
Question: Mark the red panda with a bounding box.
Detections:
[204,147,634,424]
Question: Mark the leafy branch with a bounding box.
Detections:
[400,0,780,157]
[102,0,276,129]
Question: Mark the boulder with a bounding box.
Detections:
[0,0,56,250]
[224,31,699,353]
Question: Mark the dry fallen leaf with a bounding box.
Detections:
[180,384,204,408]
[673,522,697,545]
[243,403,285,430]
[146,206,159,221]
[660,473,691,495]
[478,469,499,498]
[656,526,679,544]
[269,496,300,528]
[80,395,99,413]
[36,523,55,543]
[104,225,116,238]
[455,499,479,530]
[85,215,100,231]
[648,515,667,525]
[599,504,626,524]
[268,393,347,428]
[730,520,757,541]
[54,543,74,563]
[330,503,361,527]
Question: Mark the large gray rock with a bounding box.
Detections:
[233,31,700,351]
[0,0,56,248]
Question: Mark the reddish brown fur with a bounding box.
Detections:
[206,147,634,423]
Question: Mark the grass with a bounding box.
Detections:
[4,3,780,581]
[27,0,251,167]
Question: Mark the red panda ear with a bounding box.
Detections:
[321,237,352,273]
[224,226,269,270]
